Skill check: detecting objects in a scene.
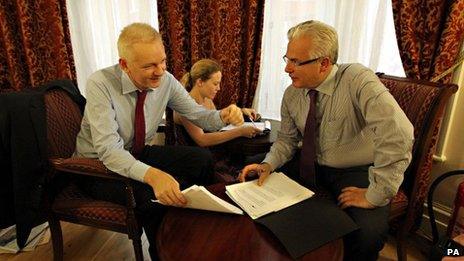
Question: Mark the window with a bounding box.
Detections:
[254,0,405,120]
[66,0,158,95]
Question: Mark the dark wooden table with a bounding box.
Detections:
[156,183,343,261]
[218,120,280,166]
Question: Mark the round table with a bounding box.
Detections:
[156,183,343,260]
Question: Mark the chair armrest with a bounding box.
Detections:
[50,157,128,182]
[50,157,139,210]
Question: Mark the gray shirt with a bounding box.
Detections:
[75,64,224,182]
[264,63,414,206]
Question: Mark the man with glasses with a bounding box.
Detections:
[240,20,413,260]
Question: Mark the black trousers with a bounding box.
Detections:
[78,145,214,260]
[251,152,389,261]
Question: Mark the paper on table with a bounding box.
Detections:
[225,172,314,219]
[151,185,243,215]
[220,120,271,132]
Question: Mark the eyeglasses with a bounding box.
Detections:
[282,55,321,66]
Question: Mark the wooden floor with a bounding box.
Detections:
[0,221,427,260]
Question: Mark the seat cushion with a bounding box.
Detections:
[52,184,127,226]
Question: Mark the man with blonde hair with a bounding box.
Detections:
[75,23,243,259]
[241,20,414,260]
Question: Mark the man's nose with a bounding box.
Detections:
[285,62,294,73]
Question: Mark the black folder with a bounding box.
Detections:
[255,197,359,259]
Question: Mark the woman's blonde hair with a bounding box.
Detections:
[180,59,222,92]
[287,20,338,64]
[117,23,162,61]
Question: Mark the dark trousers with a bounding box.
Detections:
[253,152,389,261]
[78,145,214,260]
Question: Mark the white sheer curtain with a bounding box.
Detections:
[66,0,158,94]
[254,0,405,120]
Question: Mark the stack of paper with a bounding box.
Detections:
[220,120,271,133]
[152,185,243,215]
[225,172,314,219]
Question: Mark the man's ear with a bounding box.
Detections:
[320,57,331,73]
[119,58,128,72]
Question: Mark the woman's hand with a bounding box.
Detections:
[241,108,257,120]
[239,126,262,138]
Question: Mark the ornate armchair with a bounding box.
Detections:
[44,88,143,261]
[378,74,458,261]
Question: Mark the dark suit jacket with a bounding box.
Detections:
[0,79,84,248]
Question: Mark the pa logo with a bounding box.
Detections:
[448,248,462,256]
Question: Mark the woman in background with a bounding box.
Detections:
[174,58,261,147]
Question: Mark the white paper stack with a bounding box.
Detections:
[220,120,271,132]
[152,185,243,215]
[225,172,314,219]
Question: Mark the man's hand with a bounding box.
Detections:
[337,187,375,209]
[220,104,244,126]
[239,163,272,186]
[143,167,187,207]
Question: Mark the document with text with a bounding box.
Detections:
[220,120,271,132]
[152,185,243,215]
[225,172,314,219]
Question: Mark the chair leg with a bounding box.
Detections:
[396,229,408,261]
[48,216,63,261]
[132,237,144,261]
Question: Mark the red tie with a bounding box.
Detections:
[300,89,318,187]
[132,90,148,158]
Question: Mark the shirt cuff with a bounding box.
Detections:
[129,160,151,183]
[365,185,390,207]
[262,154,280,172]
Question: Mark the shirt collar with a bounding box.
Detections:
[120,68,156,95]
[305,64,338,96]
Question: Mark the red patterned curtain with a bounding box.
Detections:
[157,0,264,108]
[392,0,464,83]
[0,0,76,92]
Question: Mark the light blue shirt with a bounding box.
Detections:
[75,64,224,182]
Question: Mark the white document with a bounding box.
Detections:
[220,120,271,132]
[152,185,243,215]
[225,172,314,219]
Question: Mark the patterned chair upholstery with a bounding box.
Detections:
[377,74,458,261]
[44,89,143,261]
